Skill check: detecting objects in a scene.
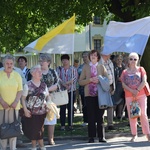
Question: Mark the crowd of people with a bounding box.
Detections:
[0,49,150,150]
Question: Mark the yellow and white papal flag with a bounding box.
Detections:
[24,14,75,54]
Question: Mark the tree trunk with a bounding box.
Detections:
[140,38,150,117]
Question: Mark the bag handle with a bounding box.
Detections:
[139,67,143,82]
[57,84,62,92]
[3,110,5,123]
[3,109,17,123]
[14,109,17,121]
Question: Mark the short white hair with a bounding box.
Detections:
[129,52,139,60]
[30,65,41,74]
[2,54,15,65]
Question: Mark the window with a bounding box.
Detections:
[93,16,101,25]
[94,39,101,50]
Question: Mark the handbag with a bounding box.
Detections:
[19,108,24,117]
[51,90,69,106]
[144,82,150,96]
[130,100,141,119]
[0,110,22,139]
[139,67,150,96]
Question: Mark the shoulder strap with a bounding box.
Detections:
[139,67,143,82]
[3,110,5,123]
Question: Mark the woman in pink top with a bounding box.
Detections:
[79,50,108,143]
[121,52,150,142]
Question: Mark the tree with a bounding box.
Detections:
[1,0,150,113]
[0,0,150,53]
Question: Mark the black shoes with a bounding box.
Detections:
[88,138,107,143]
[60,126,65,131]
[99,138,107,143]
[88,138,94,143]
[67,126,74,131]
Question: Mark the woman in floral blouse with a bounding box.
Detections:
[39,53,59,145]
[21,65,49,150]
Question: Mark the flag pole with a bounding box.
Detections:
[70,14,75,131]
[71,51,74,129]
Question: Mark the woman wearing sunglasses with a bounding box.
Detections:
[121,52,150,142]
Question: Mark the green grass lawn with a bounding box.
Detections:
[43,116,131,138]
[44,116,88,137]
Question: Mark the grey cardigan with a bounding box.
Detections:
[97,75,113,109]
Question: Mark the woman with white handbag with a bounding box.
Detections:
[39,54,60,145]
[56,54,78,131]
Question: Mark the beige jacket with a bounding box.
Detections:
[79,63,108,97]
[46,98,60,121]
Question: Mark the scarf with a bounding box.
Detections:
[89,62,98,96]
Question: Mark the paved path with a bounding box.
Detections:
[16,135,150,150]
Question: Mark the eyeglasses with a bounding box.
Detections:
[129,58,137,61]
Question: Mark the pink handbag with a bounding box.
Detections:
[139,67,150,96]
[144,82,150,96]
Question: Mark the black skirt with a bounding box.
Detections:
[22,114,46,140]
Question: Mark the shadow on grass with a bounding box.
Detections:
[43,116,133,138]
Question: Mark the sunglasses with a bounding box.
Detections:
[129,58,137,61]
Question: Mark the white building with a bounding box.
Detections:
[74,18,108,52]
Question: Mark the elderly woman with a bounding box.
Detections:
[0,54,22,150]
[79,50,108,143]
[21,65,49,150]
[113,55,126,119]
[39,53,59,145]
[121,52,150,142]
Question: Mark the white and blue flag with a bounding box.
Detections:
[103,16,150,55]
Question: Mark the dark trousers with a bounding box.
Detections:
[80,93,88,123]
[115,98,125,118]
[60,91,76,126]
[86,96,105,138]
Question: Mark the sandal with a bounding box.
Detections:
[40,147,46,150]
[130,135,137,142]
[49,141,55,145]
[146,134,150,142]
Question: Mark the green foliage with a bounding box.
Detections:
[0,0,150,53]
